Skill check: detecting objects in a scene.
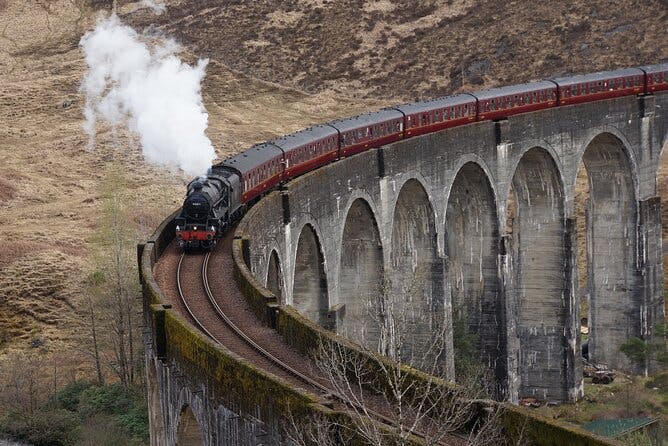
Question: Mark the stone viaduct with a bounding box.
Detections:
[141,89,667,445]
[243,92,667,402]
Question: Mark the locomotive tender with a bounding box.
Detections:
[175,64,668,250]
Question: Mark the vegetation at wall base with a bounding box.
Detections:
[0,381,148,446]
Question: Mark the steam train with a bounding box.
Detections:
[175,64,667,250]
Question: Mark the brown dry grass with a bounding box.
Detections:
[0,0,388,359]
[128,0,667,101]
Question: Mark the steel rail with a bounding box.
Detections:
[201,251,331,392]
[176,253,220,341]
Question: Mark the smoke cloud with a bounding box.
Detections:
[80,14,215,176]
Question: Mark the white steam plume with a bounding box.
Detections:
[140,0,166,15]
[80,14,215,176]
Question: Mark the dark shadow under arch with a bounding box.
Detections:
[293,224,329,326]
[339,198,384,349]
[509,147,567,400]
[389,179,444,366]
[266,250,284,302]
[445,162,504,394]
[177,405,204,446]
[579,133,639,371]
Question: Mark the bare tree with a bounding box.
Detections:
[287,265,504,445]
[82,284,105,386]
[0,352,47,416]
[79,164,143,389]
[283,409,345,446]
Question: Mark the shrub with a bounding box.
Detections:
[118,400,150,440]
[45,381,92,412]
[1,409,80,446]
[78,383,131,417]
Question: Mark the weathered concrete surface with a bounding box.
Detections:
[145,349,282,446]
[243,92,667,402]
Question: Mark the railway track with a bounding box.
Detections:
[175,248,467,445]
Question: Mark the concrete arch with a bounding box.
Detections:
[389,178,444,365]
[337,189,382,226]
[335,189,385,290]
[506,141,567,206]
[266,249,284,302]
[388,173,440,231]
[445,161,504,392]
[444,154,499,206]
[176,405,204,446]
[292,223,329,326]
[579,132,640,372]
[338,198,384,349]
[509,147,567,400]
[578,127,640,200]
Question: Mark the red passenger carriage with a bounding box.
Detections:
[272,125,339,179]
[553,68,645,105]
[328,110,404,158]
[393,94,477,137]
[474,81,557,121]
